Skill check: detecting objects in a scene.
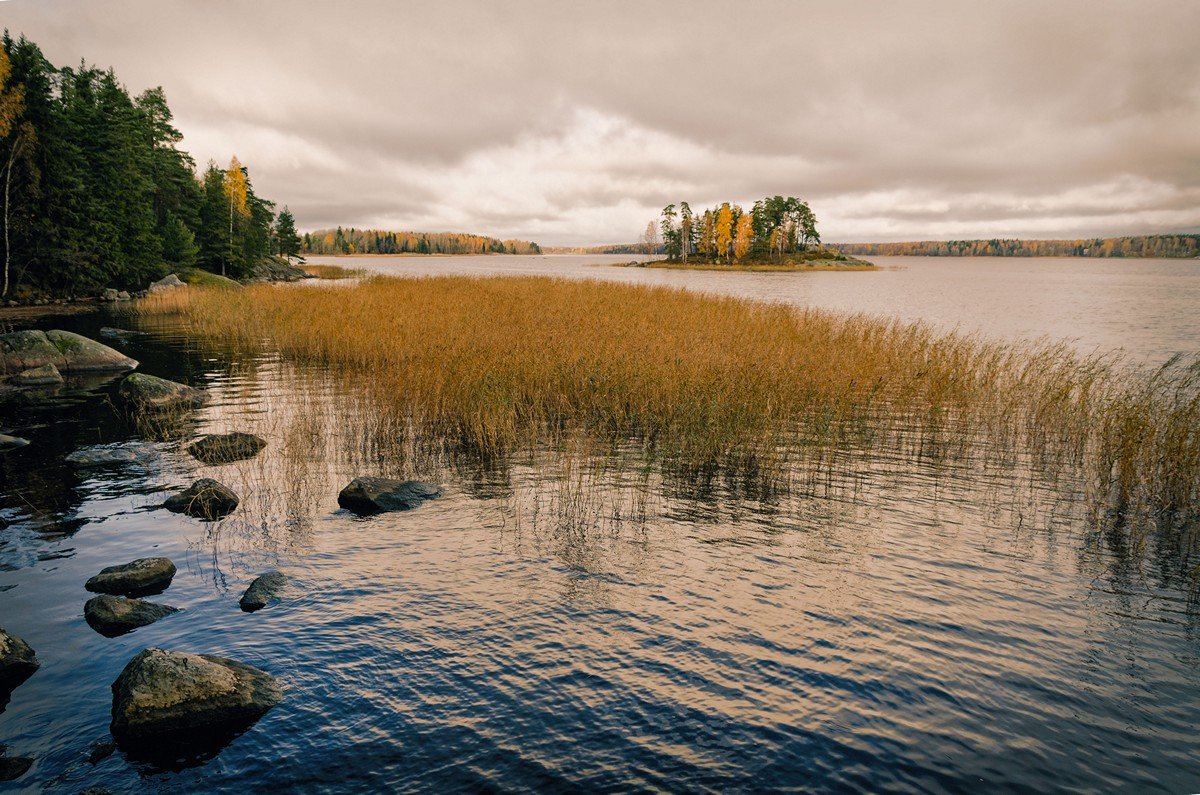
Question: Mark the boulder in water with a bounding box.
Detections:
[0,329,137,375]
[239,571,288,612]
[163,478,239,520]
[0,748,33,782]
[0,434,29,453]
[0,629,39,691]
[85,558,176,597]
[65,444,152,468]
[84,595,180,637]
[109,648,282,747]
[118,373,205,411]
[11,363,63,386]
[187,432,267,464]
[337,477,442,515]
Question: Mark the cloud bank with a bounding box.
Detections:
[4,0,1198,244]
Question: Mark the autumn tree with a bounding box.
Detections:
[222,156,249,276]
[733,211,753,261]
[714,203,733,263]
[640,220,659,255]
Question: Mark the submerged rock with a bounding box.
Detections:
[0,629,40,690]
[85,558,177,597]
[118,373,205,411]
[0,749,33,782]
[0,434,29,452]
[11,363,63,386]
[85,595,180,637]
[187,432,267,465]
[337,477,442,515]
[239,571,288,612]
[110,648,282,745]
[0,329,137,375]
[98,326,147,340]
[65,445,146,467]
[86,740,116,765]
[163,478,239,520]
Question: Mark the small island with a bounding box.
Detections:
[629,196,874,271]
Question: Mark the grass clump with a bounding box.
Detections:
[137,275,1200,551]
[300,263,365,280]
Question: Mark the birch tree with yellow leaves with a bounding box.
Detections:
[222,156,250,276]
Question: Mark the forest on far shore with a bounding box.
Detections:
[832,235,1200,258]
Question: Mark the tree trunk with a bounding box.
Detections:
[2,140,16,299]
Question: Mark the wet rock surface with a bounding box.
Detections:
[65,443,158,468]
[0,329,138,374]
[84,594,180,637]
[163,478,240,520]
[0,629,40,691]
[118,373,205,410]
[85,558,177,597]
[187,432,267,464]
[0,747,33,781]
[0,434,30,452]
[239,571,288,612]
[11,363,64,386]
[110,648,282,746]
[337,477,442,515]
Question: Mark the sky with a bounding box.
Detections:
[3,0,1199,246]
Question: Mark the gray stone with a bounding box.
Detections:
[101,288,119,302]
[66,446,140,467]
[118,373,205,411]
[337,477,442,515]
[163,478,239,520]
[98,326,146,340]
[85,558,177,597]
[86,740,116,765]
[148,273,187,293]
[0,329,137,375]
[85,595,180,637]
[239,571,288,612]
[187,432,266,465]
[11,363,63,386]
[110,648,282,744]
[0,753,32,782]
[116,291,131,301]
[0,628,39,690]
[0,434,30,452]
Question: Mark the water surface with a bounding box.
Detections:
[0,263,1198,793]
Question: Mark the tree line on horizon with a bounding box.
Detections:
[301,227,541,256]
[652,196,819,263]
[0,33,301,299]
[832,235,1200,259]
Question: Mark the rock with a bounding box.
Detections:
[163,478,239,520]
[11,363,63,386]
[187,432,267,465]
[101,288,120,302]
[0,628,40,690]
[117,291,131,301]
[84,595,180,637]
[0,434,30,452]
[85,558,177,597]
[337,477,442,515]
[148,273,187,293]
[0,751,32,782]
[66,445,141,467]
[109,648,282,745]
[86,740,116,765]
[239,571,288,612]
[118,373,205,411]
[0,329,137,375]
[98,326,146,340]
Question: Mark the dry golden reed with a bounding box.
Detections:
[138,275,1200,533]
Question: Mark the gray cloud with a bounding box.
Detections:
[4,0,1198,244]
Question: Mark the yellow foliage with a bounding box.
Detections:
[733,212,754,261]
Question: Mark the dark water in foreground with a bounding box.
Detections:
[1,283,1199,792]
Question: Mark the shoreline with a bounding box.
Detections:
[626,259,876,273]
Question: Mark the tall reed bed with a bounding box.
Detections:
[137,275,1200,548]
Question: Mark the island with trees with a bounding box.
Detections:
[640,196,872,271]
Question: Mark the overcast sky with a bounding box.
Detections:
[4,0,1199,245]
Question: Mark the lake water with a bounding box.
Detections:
[1,258,1198,793]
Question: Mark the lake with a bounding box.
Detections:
[0,257,1198,793]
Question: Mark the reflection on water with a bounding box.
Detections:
[1,308,1199,792]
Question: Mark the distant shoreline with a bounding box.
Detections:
[625,259,875,273]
